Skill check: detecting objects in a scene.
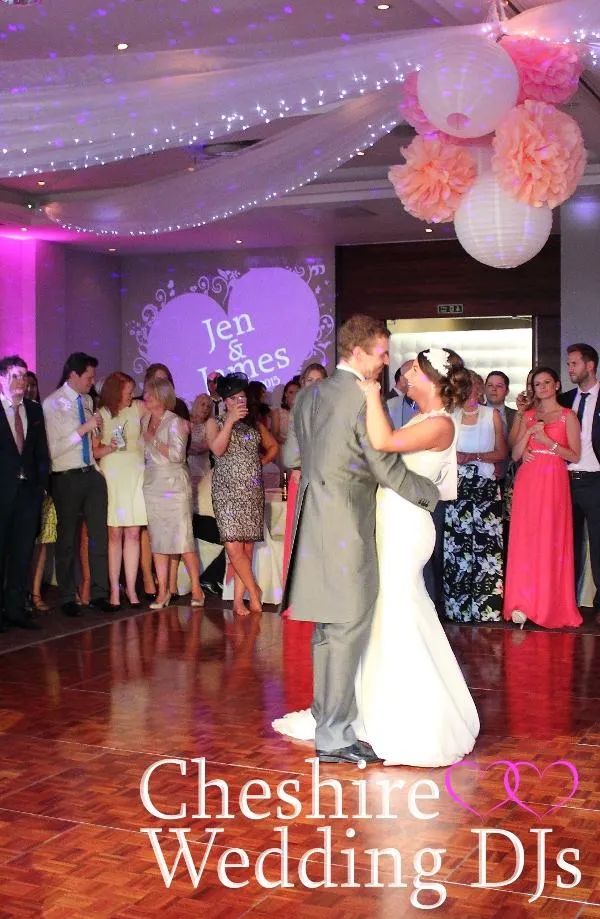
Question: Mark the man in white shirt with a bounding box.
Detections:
[43,352,111,618]
[559,343,600,620]
[385,362,418,430]
[0,355,49,632]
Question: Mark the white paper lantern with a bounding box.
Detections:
[454,171,552,268]
[417,36,519,139]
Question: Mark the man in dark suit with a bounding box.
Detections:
[0,355,50,631]
[559,343,600,621]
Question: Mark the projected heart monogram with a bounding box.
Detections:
[145,267,321,403]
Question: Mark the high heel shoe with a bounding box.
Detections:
[31,594,51,614]
[191,594,205,608]
[511,609,527,629]
[149,593,172,610]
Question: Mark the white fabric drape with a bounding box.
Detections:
[0,0,591,235]
[45,84,404,235]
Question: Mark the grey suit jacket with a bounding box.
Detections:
[281,369,439,624]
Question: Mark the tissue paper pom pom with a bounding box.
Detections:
[388,135,477,224]
[492,101,586,209]
[500,36,583,105]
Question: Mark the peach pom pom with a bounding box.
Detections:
[500,37,583,105]
[492,101,586,209]
[388,135,477,224]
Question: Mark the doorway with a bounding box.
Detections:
[387,317,533,408]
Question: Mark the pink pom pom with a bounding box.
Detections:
[492,101,587,209]
[500,37,583,105]
[388,135,477,224]
[399,72,439,135]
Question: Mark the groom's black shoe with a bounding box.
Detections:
[316,741,382,765]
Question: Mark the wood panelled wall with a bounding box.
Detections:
[335,236,561,369]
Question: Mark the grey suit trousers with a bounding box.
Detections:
[311,609,374,751]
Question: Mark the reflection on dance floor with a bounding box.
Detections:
[0,605,599,916]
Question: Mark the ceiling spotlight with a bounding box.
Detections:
[356,150,365,156]
[37,180,46,187]
[425,228,433,233]
[375,3,391,9]
[20,227,28,232]
[116,42,129,52]
[108,248,117,252]
[235,239,243,244]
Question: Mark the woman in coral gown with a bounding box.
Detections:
[503,367,582,629]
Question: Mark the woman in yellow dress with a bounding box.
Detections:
[93,372,147,610]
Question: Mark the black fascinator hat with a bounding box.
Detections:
[216,371,249,399]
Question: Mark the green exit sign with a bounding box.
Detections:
[437,303,464,315]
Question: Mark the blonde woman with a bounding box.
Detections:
[141,377,204,610]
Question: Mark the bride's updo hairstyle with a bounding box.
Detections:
[417,348,470,411]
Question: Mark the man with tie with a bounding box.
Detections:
[386,361,418,430]
[207,370,224,418]
[0,355,50,631]
[43,353,111,617]
[485,371,517,442]
[559,343,600,621]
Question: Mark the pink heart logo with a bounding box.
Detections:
[146,267,321,403]
[445,759,517,820]
[445,759,579,821]
[502,760,579,819]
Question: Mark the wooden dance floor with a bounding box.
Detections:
[0,603,599,918]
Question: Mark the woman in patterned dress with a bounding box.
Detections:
[205,372,279,616]
[443,370,507,622]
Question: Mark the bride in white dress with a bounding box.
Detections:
[272,347,480,767]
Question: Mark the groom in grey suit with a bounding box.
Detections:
[281,315,438,764]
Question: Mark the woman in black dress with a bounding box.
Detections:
[205,373,278,616]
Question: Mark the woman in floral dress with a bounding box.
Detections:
[443,371,507,622]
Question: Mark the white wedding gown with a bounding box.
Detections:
[272,411,480,767]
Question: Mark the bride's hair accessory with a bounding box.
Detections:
[423,348,451,378]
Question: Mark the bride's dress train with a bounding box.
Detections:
[272,413,480,767]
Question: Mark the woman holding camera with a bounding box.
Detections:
[206,372,278,616]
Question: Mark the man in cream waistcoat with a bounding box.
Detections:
[281,315,438,764]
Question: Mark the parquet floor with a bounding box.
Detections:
[0,604,599,918]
